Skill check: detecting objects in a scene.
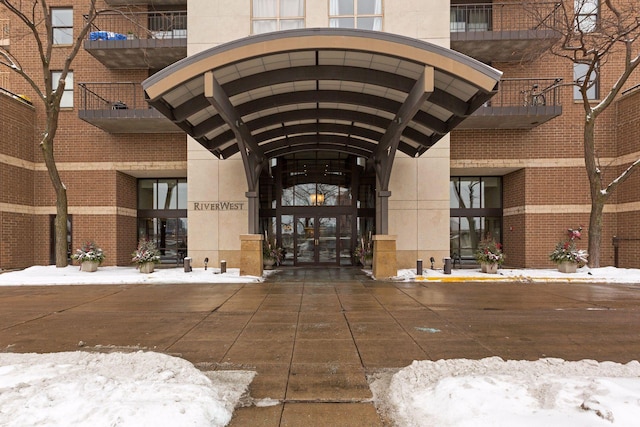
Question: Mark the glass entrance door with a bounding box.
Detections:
[294,216,338,265]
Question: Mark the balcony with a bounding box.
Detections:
[450,2,561,63]
[83,10,187,69]
[1,18,9,48]
[458,78,562,129]
[78,82,182,133]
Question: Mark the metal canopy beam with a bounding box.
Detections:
[374,66,434,234]
[204,71,264,233]
[208,108,434,158]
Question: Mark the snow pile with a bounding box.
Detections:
[0,265,263,286]
[0,351,254,427]
[397,266,640,283]
[373,357,640,427]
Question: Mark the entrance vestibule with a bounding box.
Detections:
[260,153,375,267]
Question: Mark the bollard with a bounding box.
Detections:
[417,259,423,276]
[184,257,192,272]
[204,257,209,270]
[220,260,226,274]
[430,256,435,270]
[443,257,452,274]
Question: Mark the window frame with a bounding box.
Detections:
[51,7,73,45]
[251,0,305,34]
[329,0,383,30]
[51,70,74,108]
[573,62,598,101]
[574,0,599,33]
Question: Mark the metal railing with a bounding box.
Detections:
[84,10,187,40]
[78,78,562,113]
[78,82,149,111]
[450,2,562,33]
[488,78,563,108]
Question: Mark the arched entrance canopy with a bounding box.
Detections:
[142,28,502,233]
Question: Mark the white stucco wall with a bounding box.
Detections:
[186,0,452,268]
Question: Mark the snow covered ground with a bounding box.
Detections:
[1,265,640,426]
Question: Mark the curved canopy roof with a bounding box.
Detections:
[143,28,502,161]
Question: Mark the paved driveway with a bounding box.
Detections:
[1,268,639,426]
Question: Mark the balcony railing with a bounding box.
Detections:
[490,78,563,108]
[450,2,562,33]
[77,82,181,133]
[79,82,149,110]
[459,77,563,128]
[84,10,187,41]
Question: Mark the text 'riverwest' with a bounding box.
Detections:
[193,202,245,211]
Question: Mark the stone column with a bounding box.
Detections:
[373,234,397,279]
[240,234,263,277]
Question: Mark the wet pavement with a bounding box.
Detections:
[1,267,639,426]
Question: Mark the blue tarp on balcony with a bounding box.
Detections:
[89,31,127,41]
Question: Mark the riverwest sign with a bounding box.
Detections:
[193,201,245,211]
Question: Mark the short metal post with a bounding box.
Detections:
[220,260,227,274]
[430,256,435,269]
[417,259,423,276]
[204,257,209,270]
[184,257,192,272]
[443,257,452,274]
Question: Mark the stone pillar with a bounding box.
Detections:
[240,234,263,277]
[373,234,397,279]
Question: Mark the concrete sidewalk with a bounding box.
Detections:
[1,268,639,426]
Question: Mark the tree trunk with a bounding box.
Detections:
[587,199,604,268]
[583,116,607,268]
[41,133,68,268]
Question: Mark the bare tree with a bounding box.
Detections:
[529,0,640,267]
[0,1,102,267]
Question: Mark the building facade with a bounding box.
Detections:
[2,0,640,272]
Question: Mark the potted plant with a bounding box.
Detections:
[72,240,105,272]
[354,231,373,267]
[474,236,505,274]
[549,226,588,273]
[263,232,283,269]
[132,238,161,273]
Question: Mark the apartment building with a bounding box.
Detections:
[1,0,639,272]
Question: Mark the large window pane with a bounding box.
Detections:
[482,177,501,208]
[456,177,480,208]
[574,62,598,100]
[253,0,277,17]
[357,0,381,14]
[281,0,303,16]
[52,8,73,45]
[52,71,73,108]
[330,0,354,15]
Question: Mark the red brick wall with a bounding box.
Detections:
[3,1,186,267]
[0,93,36,270]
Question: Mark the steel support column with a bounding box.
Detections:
[373,66,434,234]
[204,71,265,234]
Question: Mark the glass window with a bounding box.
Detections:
[481,177,501,208]
[575,0,598,33]
[330,0,382,30]
[51,71,73,108]
[574,62,598,100]
[137,179,187,210]
[450,177,503,261]
[52,8,73,45]
[137,178,187,265]
[252,0,304,34]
